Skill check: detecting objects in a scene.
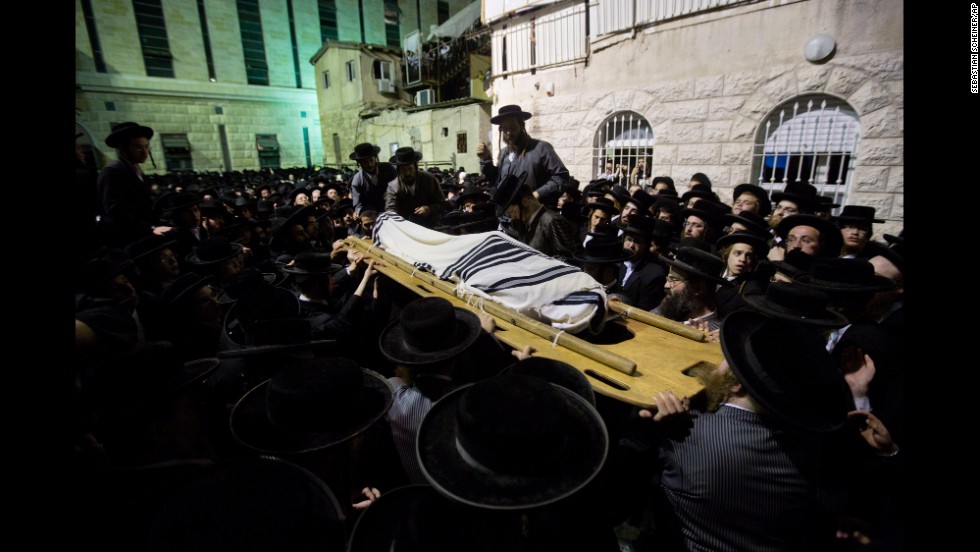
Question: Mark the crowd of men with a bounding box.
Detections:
[71,106,905,551]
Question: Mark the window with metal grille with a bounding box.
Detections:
[133,0,174,78]
[384,1,401,49]
[319,0,339,43]
[752,95,861,210]
[592,111,654,185]
[237,0,269,86]
[256,134,281,169]
[161,133,193,171]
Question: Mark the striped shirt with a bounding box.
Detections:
[386,376,434,484]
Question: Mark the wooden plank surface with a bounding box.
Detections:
[345,237,722,408]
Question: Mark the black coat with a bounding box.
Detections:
[618,257,667,311]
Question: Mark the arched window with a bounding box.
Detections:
[592,111,654,184]
[752,95,861,210]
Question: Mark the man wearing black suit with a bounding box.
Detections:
[384,147,446,228]
[617,215,666,311]
[96,122,172,247]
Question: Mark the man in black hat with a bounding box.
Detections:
[492,174,578,262]
[836,205,884,258]
[97,122,173,246]
[349,143,396,215]
[776,213,844,259]
[652,245,732,331]
[617,215,667,311]
[616,189,654,234]
[384,147,446,227]
[768,181,819,230]
[573,235,632,296]
[476,104,570,207]
[731,182,772,217]
[581,197,618,245]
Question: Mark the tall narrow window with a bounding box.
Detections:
[256,134,281,168]
[752,95,861,210]
[196,0,216,80]
[346,60,356,82]
[323,71,331,88]
[133,0,174,78]
[592,111,654,183]
[237,0,269,86]
[384,1,401,49]
[319,0,338,43]
[80,0,107,73]
[286,0,302,88]
[161,133,193,171]
[437,1,450,25]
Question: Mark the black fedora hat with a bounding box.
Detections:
[715,230,769,254]
[186,237,244,266]
[626,189,653,213]
[793,257,895,294]
[456,184,491,206]
[281,251,343,276]
[287,186,313,203]
[349,142,381,160]
[680,187,716,206]
[347,484,525,552]
[650,219,678,247]
[328,198,355,218]
[379,297,483,365]
[501,357,595,406]
[125,234,176,262]
[417,374,607,509]
[624,214,655,240]
[815,195,841,212]
[583,197,619,216]
[835,204,885,225]
[144,457,346,551]
[770,181,819,212]
[490,173,530,217]
[723,210,771,237]
[732,183,773,217]
[776,214,844,257]
[742,281,848,327]
[607,185,631,209]
[680,199,725,228]
[270,205,316,248]
[105,121,154,148]
[390,146,423,166]
[490,104,533,125]
[573,236,633,264]
[661,246,731,287]
[230,356,393,454]
[720,310,855,433]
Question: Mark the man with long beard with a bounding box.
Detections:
[651,244,732,331]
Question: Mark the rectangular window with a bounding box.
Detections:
[318,0,338,43]
[437,1,450,25]
[80,0,107,73]
[286,0,303,88]
[373,60,393,80]
[256,134,281,169]
[196,0,216,80]
[346,60,356,81]
[133,0,175,78]
[161,133,193,171]
[457,132,467,154]
[237,0,269,86]
[323,71,330,88]
[384,1,400,49]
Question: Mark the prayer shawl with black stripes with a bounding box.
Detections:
[373,213,606,334]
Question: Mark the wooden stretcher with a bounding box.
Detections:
[344,237,723,408]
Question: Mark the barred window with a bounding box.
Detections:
[592,111,654,184]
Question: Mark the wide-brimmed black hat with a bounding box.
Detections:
[769,248,815,279]
[105,121,154,148]
[347,484,524,552]
[770,181,819,212]
[328,198,355,218]
[198,199,231,220]
[125,234,177,263]
[390,146,423,166]
[574,235,632,264]
[230,356,393,454]
[155,192,201,216]
[287,186,313,203]
[163,272,212,306]
[793,257,895,294]
[720,310,855,433]
[742,281,848,327]
[77,248,134,292]
[650,219,677,247]
[661,246,731,287]
[680,187,716,206]
[715,230,769,254]
[681,199,725,229]
[186,237,243,266]
[350,142,381,160]
[281,251,343,276]
[144,457,346,551]
[607,185,631,209]
[501,357,596,406]
[815,195,841,212]
[270,205,316,249]
[732,183,773,217]
[490,104,533,124]
[776,214,844,257]
[584,197,618,216]
[490,173,530,217]
[379,297,483,365]
[835,205,884,225]
[456,184,491,206]
[723,210,771,237]
[626,189,653,213]
[624,215,655,240]
[417,374,607,510]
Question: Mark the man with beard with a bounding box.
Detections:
[477,104,570,207]
[384,147,446,227]
[627,309,897,552]
[617,215,667,310]
[651,245,732,331]
[491,174,578,262]
[349,143,396,215]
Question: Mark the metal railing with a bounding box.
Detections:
[491,2,588,77]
